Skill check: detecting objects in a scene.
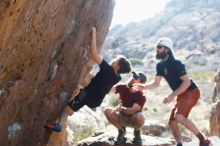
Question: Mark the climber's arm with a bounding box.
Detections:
[90,27,102,65]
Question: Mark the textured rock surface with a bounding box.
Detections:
[77,132,220,146]
[77,132,175,146]
[0,0,114,146]
[212,70,220,102]
[210,101,220,137]
[142,120,167,136]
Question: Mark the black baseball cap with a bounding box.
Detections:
[132,71,147,83]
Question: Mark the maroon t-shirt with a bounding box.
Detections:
[116,84,146,110]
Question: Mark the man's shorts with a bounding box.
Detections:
[119,113,134,127]
[119,112,143,127]
[68,89,87,111]
[169,88,200,121]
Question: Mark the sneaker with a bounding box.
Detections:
[133,129,142,145]
[200,139,211,146]
[45,123,62,132]
[115,127,126,145]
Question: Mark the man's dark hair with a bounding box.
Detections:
[116,55,131,74]
[164,46,173,57]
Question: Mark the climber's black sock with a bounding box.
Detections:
[176,143,182,146]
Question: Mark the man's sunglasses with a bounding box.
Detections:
[156,45,164,49]
[133,74,139,80]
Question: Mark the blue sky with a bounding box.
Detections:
[111,0,170,27]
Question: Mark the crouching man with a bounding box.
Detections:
[105,72,147,145]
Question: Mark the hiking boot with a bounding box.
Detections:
[45,123,62,132]
[133,129,142,145]
[115,127,126,145]
[200,139,211,146]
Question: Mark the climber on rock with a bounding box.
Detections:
[104,71,147,145]
[45,27,131,132]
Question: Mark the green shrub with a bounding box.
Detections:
[129,58,144,66]
[108,95,119,107]
[73,127,95,143]
[188,71,214,80]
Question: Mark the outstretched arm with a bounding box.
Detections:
[132,75,162,92]
[90,27,102,65]
[144,76,162,89]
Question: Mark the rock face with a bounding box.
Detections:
[77,132,175,146]
[210,101,220,137]
[0,0,114,146]
[77,132,220,146]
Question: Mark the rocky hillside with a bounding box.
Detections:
[102,0,220,71]
[0,0,114,146]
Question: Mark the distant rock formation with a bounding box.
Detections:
[103,0,220,71]
[210,101,220,137]
[0,0,114,146]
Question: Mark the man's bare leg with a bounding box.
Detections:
[45,106,74,132]
[131,113,145,145]
[168,120,182,144]
[175,114,199,134]
[58,106,74,126]
[104,108,122,129]
[131,112,145,129]
[175,114,207,144]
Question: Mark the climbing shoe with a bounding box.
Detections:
[45,123,62,132]
[133,129,142,145]
[200,139,211,146]
[115,127,126,145]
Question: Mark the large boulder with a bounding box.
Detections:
[210,101,220,137]
[0,0,114,146]
[142,120,167,136]
[77,132,220,146]
[77,131,175,146]
[212,70,220,102]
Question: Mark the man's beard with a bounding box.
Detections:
[156,51,168,60]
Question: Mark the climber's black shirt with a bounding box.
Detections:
[68,59,121,111]
[156,56,197,91]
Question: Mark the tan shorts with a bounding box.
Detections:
[169,88,200,121]
[119,113,133,127]
[119,112,143,127]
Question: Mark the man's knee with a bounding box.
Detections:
[168,120,177,128]
[133,113,145,127]
[104,108,114,118]
[175,114,185,122]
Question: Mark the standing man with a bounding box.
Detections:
[133,38,211,146]
[105,71,146,145]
